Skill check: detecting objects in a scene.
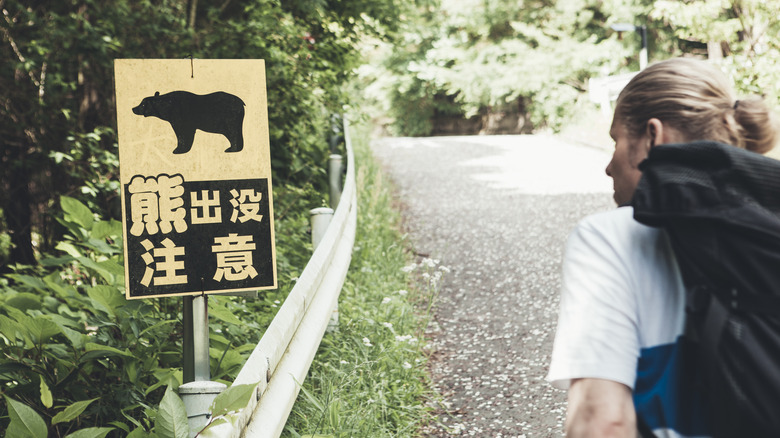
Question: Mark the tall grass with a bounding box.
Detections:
[283,120,441,437]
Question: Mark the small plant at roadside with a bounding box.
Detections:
[283,121,442,437]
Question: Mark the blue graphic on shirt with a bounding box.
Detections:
[633,336,710,436]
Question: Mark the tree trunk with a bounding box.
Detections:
[188,0,198,30]
[5,162,35,266]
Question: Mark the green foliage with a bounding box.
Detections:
[1,0,404,266]
[0,0,417,436]
[4,395,48,438]
[196,383,260,435]
[4,394,112,438]
[372,0,780,135]
[651,0,780,105]
[0,196,171,435]
[368,0,637,135]
[209,383,258,418]
[155,387,189,438]
[0,165,328,436]
[0,194,306,435]
[284,120,436,436]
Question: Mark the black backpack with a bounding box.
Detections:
[631,141,780,438]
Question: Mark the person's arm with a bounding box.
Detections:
[565,378,637,438]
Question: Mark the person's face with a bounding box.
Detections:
[605,120,649,206]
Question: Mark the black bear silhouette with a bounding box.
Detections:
[132,91,245,154]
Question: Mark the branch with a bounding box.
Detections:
[188,0,197,30]
[219,0,233,15]
[38,61,46,100]
[1,8,42,89]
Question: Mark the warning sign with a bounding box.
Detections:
[114,59,276,299]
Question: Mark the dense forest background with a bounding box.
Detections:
[3,0,780,269]
[363,0,780,136]
[2,0,780,435]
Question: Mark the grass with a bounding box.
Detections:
[282,119,441,437]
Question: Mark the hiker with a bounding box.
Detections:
[546,57,779,438]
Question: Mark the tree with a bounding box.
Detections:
[0,1,185,267]
[0,0,405,268]
[370,0,638,135]
[652,0,780,102]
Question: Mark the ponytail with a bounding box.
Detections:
[730,97,779,154]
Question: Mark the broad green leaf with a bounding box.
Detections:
[155,386,189,438]
[43,275,76,299]
[91,219,122,239]
[83,343,134,359]
[6,293,42,312]
[40,376,53,408]
[109,421,130,433]
[0,307,62,344]
[210,348,244,378]
[11,312,62,345]
[125,359,138,384]
[61,195,94,229]
[0,362,32,375]
[209,333,230,347]
[127,427,155,437]
[85,237,118,255]
[39,255,75,267]
[86,285,125,317]
[208,303,244,326]
[0,314,25,342]
[146,369,180,395]
[197,417,230,436]
[235,343,257,354]
[56,216,88,241]
[64,427,114,438]
[98,259,125,277]
[52,398,99,425]
[210,383,258,417]
[139,319,176,337]
[8,274,47,291]
[51,321,87,350]
[57,241,84,258]
[4,396,47,438]
[77,257,114,283]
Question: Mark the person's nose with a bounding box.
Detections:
[605,159,613,177]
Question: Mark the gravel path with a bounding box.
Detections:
[371,135,616,438]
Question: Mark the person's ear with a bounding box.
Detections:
[645,118,664,147]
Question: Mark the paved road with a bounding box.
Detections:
[371,135,616,438]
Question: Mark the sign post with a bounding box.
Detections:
[115,59,277,434]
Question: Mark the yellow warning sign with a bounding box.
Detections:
[114,59,276,299]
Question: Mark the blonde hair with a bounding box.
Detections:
[614,57,779,154]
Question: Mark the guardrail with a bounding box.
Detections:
[588,72,638,118]
[199,120,357,437]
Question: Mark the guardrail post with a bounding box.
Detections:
[310,207,334,249]
[310,207,338,331]
[329,154,343,209]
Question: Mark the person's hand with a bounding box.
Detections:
[565,378,637,438]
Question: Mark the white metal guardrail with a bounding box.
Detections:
[201,120,357,437]
[588,71,638,118]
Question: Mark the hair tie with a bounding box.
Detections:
[733,100,740,110]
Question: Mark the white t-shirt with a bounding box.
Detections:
[548,207,710,437]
